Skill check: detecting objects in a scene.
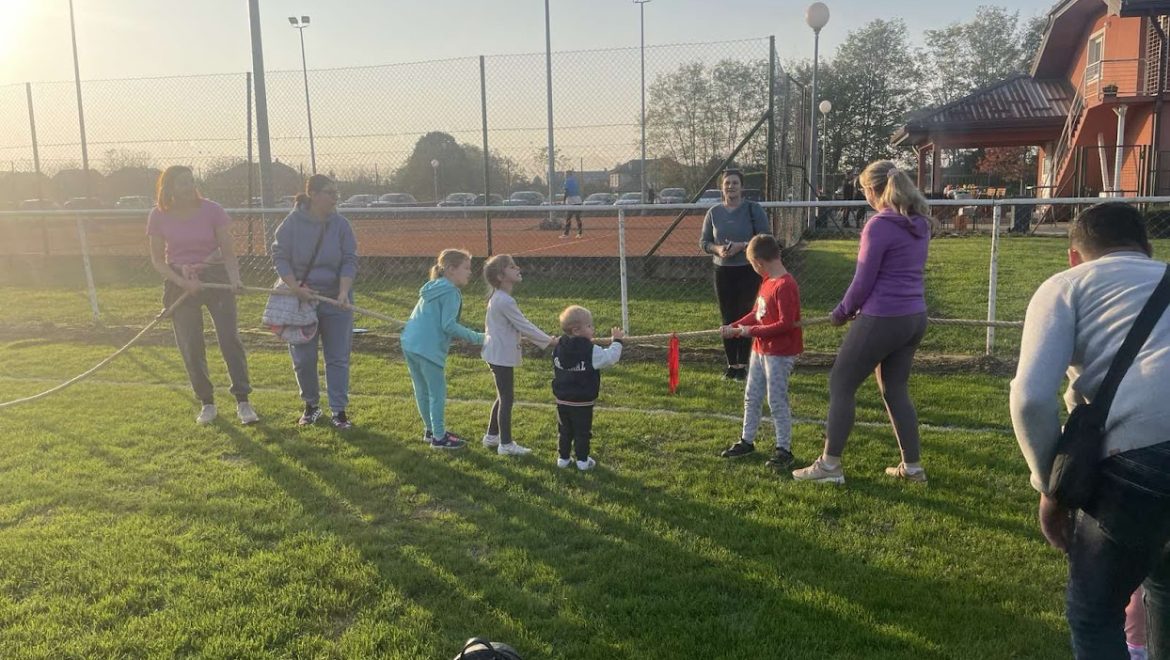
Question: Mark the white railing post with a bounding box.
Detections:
[75,212,101,322]
[986,204,1002,355]
[618,208,630,334]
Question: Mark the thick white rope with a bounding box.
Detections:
[0,284,1023,409]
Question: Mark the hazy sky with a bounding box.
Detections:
[3,0,1058,85]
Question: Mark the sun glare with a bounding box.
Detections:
[0,0,39,73]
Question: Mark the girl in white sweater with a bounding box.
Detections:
[481,255,558,455]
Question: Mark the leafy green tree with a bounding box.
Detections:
[646,59,770,192]
[921,6,1048,106]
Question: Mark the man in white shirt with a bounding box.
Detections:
[1010,202,1170,659]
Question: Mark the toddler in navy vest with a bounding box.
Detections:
[551,305,624,471]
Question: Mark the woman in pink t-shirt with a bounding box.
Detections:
[147,165,257,426]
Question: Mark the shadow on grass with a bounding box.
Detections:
[196,413,1068,659]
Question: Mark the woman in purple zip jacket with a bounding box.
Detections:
[793,160,933,484]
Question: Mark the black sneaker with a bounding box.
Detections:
[298,404,322,426]
[722,367,736,380]
[720,440,756,458]
[430,431,467,450]
[331,410,353,430]
[731,367,748,381]
[766,447,795,470]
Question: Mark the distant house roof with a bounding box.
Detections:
[891,75,1074,148]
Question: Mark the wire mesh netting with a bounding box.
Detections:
[6,39,1153,359]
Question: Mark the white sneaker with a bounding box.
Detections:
[482,433,501,448]
[556,458,573,469]
[791,458,846,484]
[196,404,217,425]
[576,457,597,471]
[236,401,259,425]
[497,442,532,456]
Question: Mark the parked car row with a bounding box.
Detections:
[8,195,154,211]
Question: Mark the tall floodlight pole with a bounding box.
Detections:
[248,0,276,239]
[544,0,555,219]
[635,0,651,203]
[68,0,90,194]
[289,16,316,174]
[806,2,830,227]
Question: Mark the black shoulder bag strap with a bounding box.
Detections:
[296,219,331,287]
[1094,263,1170,417]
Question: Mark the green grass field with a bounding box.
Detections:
[2,234,1092,357]
[0,235,1133,657]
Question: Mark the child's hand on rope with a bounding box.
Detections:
[611,327,626,340]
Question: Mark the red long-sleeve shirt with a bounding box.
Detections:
[733,272,803,357]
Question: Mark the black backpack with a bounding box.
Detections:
[454,638,523,660]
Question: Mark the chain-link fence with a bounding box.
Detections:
[7,198,1167,361]
[0,38,810,211]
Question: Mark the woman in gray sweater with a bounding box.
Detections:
[700,169,772,380]
[271,174,359,429]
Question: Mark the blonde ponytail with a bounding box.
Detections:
[431,248,472,280]
[860,160,931,219]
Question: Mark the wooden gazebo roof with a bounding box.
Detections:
[891,75,1075,149]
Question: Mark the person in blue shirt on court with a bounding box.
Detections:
[561,169,584,239]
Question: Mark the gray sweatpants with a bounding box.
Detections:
[826,312,927,462]
[742,352,795,450]
[164,277,251,406]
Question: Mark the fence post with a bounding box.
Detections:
[26,82,49,256]
[246,71,254,256]
[619,208,630,334]
[480,55,493,256]
[765,36,775,204]
[75,212,100,322]
[986,203,1002,356]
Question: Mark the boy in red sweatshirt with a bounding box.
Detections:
[718,234,804,469]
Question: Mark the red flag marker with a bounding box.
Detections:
[667,333,680,394]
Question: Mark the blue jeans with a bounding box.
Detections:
[289,300,353,414]
[1067,440,1170,659]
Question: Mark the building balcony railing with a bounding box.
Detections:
[1083,58,1153,101]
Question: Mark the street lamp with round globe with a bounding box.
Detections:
[430,159,440,203]
[805,2,831,224]
[819,100,833,186]
[806,2,830,31]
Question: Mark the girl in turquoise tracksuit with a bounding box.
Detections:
[400,249,485,450]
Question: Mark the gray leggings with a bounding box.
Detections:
[826,313,927,462]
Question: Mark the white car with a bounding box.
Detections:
[369,193,420,208]
[697,189,723,207]
[613,192,643,206]
[114,195,152,209]
[503,191,545,206]
[583,192,617,205]
[339,194,377,208]
[657,187,686,204]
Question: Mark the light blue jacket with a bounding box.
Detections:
[400,277,484,366]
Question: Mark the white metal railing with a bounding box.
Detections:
[8,197,1170,356]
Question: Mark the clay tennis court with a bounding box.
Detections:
[0,210,713,260]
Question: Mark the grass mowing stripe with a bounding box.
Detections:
[0,374,1015,437]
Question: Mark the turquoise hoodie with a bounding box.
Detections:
[400,277,484,366]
